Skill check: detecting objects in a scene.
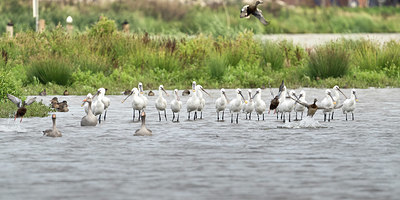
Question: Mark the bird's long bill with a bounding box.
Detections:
[338,88,348,99]
[329,94,336,105]
[251,91,259,99]
[239,92,246,101]
[192,82,196,92]
[121,92,133,103]
[292,93,299,100]
[223,92,229,103]
[92,90,100,99]
[175,90,180,101]
[200,87,211,97]
[279,80,285,92]
[162,88,169,96]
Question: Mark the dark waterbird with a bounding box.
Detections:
[43,114,62,137]
[240,0,270,25]
[290,98,332,118]
[39,89,47,96]
[269,80,285,114]
[7,94,36,122]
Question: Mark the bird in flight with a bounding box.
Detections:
[240,0,270,25]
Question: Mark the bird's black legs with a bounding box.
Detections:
[328,113,331,122]
[236,113,239,124]
[222,111,225,120]
[177,113,180,122]
[98,114,102,123]
[263,114,265,121]
[133,108,135,121]
[331,111,335,120]
[345,113,348,121]
[200,112,203,119]
[249,113,252,120]
[352,113,354,121]
[188,112,190,120]
[289,113,291,122]
[301,112,303,120]
[158,111,161,121]
[172,113,175,121]
[231,113,233,123]
[104,110,107,121]
[324,113,327,122]
[138,110,141,121]
[295,112,298,121]
[258,114,260,121]
[194,112,197,121]
[164,110,167,121]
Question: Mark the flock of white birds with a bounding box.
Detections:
[79,81,358,127]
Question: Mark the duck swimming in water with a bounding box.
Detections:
[43,114,62,137]
[240,0,270,25]
[134,111,152,136]
[81,97,97,126]
[7,94,36,122]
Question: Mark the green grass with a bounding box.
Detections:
[2,1,400,36]
[0,18,399,100]
[307,42,350,79]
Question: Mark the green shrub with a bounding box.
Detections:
[260,41,285,70]
[26,56,73,85]
[89,17,117,37]
[307,42,350,79]
[0,69,21,101]
[207,54,227,80]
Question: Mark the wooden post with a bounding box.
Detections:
[39,19,45,33]
[6,22,14,38]
[122,20,129,33]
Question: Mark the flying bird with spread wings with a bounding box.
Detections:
[240,0,270,25]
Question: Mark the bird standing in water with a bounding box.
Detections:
[7,94,36,122]
[240,0,270,25]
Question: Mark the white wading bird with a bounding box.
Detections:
[170,89,182,122]
[215,88,228,121]
[155,85,168,121]
[229,88,246,124]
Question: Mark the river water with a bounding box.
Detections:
[1,88,399,199]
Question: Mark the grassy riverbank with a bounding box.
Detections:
[1,17,399,101]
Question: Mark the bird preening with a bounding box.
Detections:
[240,0,270,25]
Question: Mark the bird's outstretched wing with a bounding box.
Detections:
[7,94,22,108]
[290,96,310,108]
[25,97,37,106]
[252,9,269,25]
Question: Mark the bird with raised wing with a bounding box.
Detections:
[240,0,270,25]
[7,94,36,122]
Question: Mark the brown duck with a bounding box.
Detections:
[240,0,270,25]
[291,98,325,118]
[7,94,36,122]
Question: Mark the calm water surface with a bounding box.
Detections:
[1,88,399,200]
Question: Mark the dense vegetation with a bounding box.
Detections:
[1,17,399,101]
[1,0,400,36]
